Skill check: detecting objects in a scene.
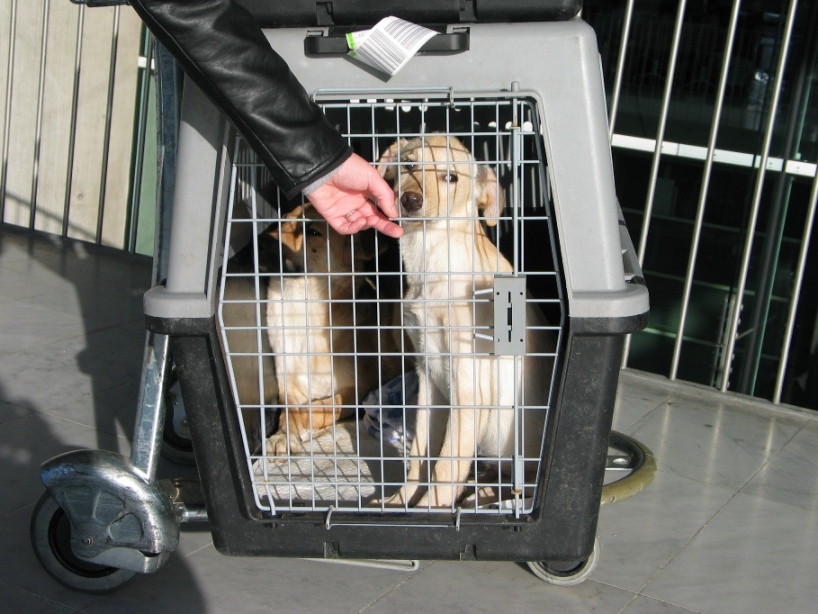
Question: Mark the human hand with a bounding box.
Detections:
[305,153,403,239]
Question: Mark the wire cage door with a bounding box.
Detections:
[216,91,566,521]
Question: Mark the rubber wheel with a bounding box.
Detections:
[526,537,600,586]
[30,492,139,594]
[160,361,197,466]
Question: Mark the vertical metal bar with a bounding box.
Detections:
[774,170,818,403]
[29,0,50,230]
[635,0,687,265]
[249,155,267,453]
[62,4,85,238]
[0,0,18,221]
[218,134,242,444]
[741,0,818,395]
[95,6,121,244]
[719,0,798,393]
[152,42,183,283]
[608,0,634,141]
[127,28,154,252]
[130,330,170,480]
[669,0,742,380]
[623,0,688,365]
[511,99,521,275]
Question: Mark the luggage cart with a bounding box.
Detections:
[31,1,650,593]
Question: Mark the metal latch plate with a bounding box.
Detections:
[493,275,527,356]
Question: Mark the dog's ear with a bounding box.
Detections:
[376,139,408,181]
[475,165,505,227]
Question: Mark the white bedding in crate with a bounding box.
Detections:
[251,420,409,506]
[251,374,418,507]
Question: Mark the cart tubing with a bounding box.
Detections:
[39,449,180,574]
[601,432,657,506]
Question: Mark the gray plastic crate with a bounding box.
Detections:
[144,18,648,567]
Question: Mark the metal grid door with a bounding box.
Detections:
[216,92,565,520]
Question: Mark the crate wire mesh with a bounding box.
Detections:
[216,92,565,520]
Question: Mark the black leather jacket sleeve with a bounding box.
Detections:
[130,0,352,200]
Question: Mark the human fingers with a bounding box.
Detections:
[367,168,400,219]
[363,211,403,239]
[337,154,398,219]
[328,209,365,235]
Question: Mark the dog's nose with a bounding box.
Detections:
[400,191,423,213]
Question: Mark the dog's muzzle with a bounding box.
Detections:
[400,191,423,217]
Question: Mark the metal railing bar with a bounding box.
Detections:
[642,327,747,348]
[611,134,817,178]
[126,28,154,252]
[608,0,634,141]
[774,167,818,403]
[30,0,50,231]
[0,0,18,222]
[741,0,818,396]
[62,3,85,237]
[719,0,799,393]
[670,0,742,381]
[623,0,688,366]
[95,5,121,245]
[635,0,689,266]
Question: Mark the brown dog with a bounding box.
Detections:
[377,135,555,509]
[218,275,278,453]
[265,204,401,457]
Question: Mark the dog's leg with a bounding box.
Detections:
[302,391,355,431]
[266,402,306,459]
[266,394,309,459]
[377,369,429,506]
[415,357,479,509]
[266,392,349,458]
[414,407,476,508]
[378,364,454,507]
[383,366,475,509]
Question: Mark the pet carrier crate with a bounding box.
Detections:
[32,0,650,592]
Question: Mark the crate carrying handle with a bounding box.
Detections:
[305,28,469,57]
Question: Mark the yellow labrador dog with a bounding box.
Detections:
[265,204,401,457]
[377,135,554,509]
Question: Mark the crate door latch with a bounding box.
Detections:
[493,275,527,356]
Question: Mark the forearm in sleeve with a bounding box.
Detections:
[129,0,352,199]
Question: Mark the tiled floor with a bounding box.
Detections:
[2,224,818,613]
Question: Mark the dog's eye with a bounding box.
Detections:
[404,163,416,172]
[305,225,323,238]
[443,173,458,183]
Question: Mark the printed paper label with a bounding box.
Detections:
[346,17,437,76]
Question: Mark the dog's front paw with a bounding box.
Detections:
[265,433,300,460]
[367,492,403,509]
[457,485,500,509]
[369,484,421,509]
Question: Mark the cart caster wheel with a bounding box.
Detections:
[526,538,600,586]
[30,492,139,594]
[160,363,196,466]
